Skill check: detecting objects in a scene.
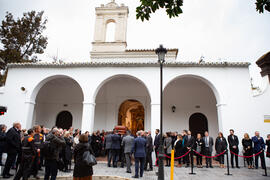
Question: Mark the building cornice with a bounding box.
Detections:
[7,61,250,68]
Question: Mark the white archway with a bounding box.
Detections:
[163,75,219,137]
[30,75,84,129]
[93,74,151,132]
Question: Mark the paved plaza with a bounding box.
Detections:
[2,161,269,180]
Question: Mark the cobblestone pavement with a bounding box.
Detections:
[1,162,269,180]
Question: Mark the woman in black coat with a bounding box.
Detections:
[0,124,7,166]
[63,132,73,172]
[73,134,94,180]
[215,132,227,168]
[266,134,270,158]
[242,133,253,169]
[174,134,184,167]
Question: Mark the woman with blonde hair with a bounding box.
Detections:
[73,134,94,180]
[242,133,253,169]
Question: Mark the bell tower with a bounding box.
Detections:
[91,0,128,53]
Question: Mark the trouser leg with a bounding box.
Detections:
[0,152,3,165]
[220,155,224,164]
[260,151,266,169]
[3,153,17,176]
[14,160,24,180]
[107,149,112,166]
[125,153,131,172]
[235,154,239,167]
[155,149,158,165]
[135,158,139,177]
[44,160,51,180]
[231,153,234,167]
[23,157,34,180]
[255,154,259,168]
[148,151,153,169]
[31,156,39,176]
[50,160,58,180]
[140,157,145,177]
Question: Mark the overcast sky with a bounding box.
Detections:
[0,0,270,86]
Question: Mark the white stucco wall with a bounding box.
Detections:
[1,64,270,166]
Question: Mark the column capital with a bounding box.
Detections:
[25,101,36,105]
[83,101,96,106]
[216,103,226,107]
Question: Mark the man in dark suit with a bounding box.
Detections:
[184,130,195,167]
[153,129,160,166]
[105,131,113,167]
[2,122,22,178]
[252,131,266,169]
[228,129,240,168]
[122,130,134,173]
[144,131,153,171]
[203,131,214,168]
[111,130,121,168]
[132,131,146,179]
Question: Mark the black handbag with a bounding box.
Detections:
[83,150,97,166]
[57,159,65,171]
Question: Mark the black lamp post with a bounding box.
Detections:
[155,45,167,180]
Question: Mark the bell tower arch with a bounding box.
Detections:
[92,0,128,53]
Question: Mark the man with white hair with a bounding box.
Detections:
[2,122,21,178]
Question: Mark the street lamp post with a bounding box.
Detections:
[155,45,167,180]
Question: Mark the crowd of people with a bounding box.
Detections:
[0,123,270,180]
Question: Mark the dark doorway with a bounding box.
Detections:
[56,111,73,130]
[189,113,208,137]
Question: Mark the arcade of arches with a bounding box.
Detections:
[31,75,219,137]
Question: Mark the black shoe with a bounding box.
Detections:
[185,165,190,168]
[231,166,234,168]
[206,165,209,168]
[236,166,240,168]
[132,176,139,178]
[2,175,10,179]
[126,171,131,173]
[209,166,213,168]
[108,164,111,167]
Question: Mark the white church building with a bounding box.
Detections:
[0,1,270,158]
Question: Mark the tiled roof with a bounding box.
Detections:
[8,61,250,68]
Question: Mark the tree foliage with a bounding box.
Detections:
[256,0,270,13]
[136,0,270,21]
[136,0,183,21]
[0,11,48,69]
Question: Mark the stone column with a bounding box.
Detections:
[151,103,160,138]
[216,103,227,133]
[25,100,35,129]
[81,101,96,133]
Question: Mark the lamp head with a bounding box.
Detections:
[155,44,167,64]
